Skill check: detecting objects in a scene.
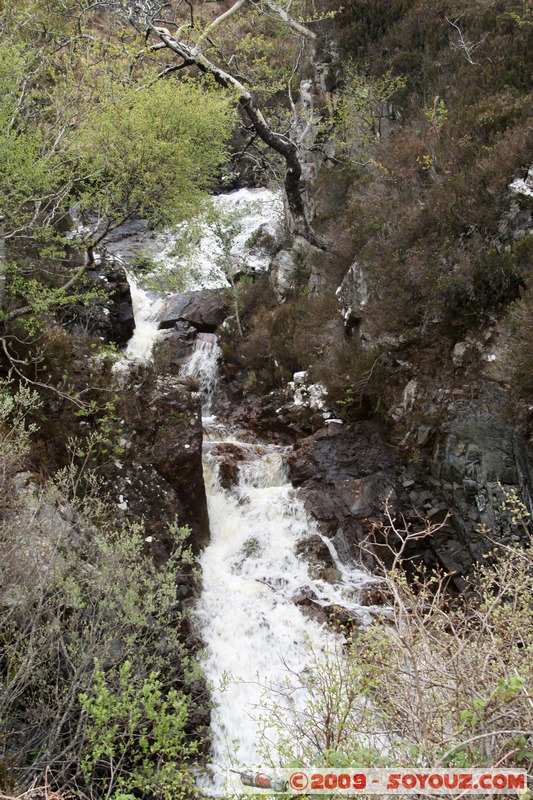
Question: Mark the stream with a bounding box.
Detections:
[114,189,377,795]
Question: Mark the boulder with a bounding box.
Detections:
[209,442,252,490]
[158,290,227,332]
[289,421,399,571]
[336,261,369,338]
[295,533,342,583]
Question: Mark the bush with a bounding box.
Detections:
[0,376,40,501]
[311,343,390,420]
[0,383,202,796]
[80,662,198,800]
[259,514,533,773]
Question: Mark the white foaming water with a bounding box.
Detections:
[113,188,379,793]
[157,187,284,291]
[180,334,222,416]
[123,274,165,362]
[194,426,376,795]
[113,188,282,369]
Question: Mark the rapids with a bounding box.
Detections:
[117,188,377,795]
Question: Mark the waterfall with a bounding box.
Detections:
[180,334,221,417]
[183,349,375,794]
[114,189,378,795]
[123,274,164,363]
[113,187,284,366]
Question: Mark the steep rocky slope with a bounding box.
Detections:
[215,0,533,584]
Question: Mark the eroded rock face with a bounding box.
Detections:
[429,406,532,552]
[104,373,209,560]
[288,421,399,571]
[286,399,533,590]
[392,390,533,587]
[158,290,227,332]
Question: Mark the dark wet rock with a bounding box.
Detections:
[63,258,134,344]
[158,290,227,332]
[103,218,153,261]
[289,420,397,485]
[426,403,532,555]
[105,462,185,564]
[145,377,209,551]
[289,421,399,571]
[226,383,343,444]
[296,533,342,583]
[383,389,533,586]
[209,442,252,490]
[324,604,367,632]
[359,581,393,607]
[285,383,533,590]
[104,371,209,556]
[292,590,328,625]
[153,329,197,371]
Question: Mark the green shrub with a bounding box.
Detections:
[0,429,201,795]
[80,662,198,800]
[259,520,533,772]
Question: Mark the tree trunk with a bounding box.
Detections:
[144,20,325,249]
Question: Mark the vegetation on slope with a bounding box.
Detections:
[0,0,531,796]
[222,0,533,418]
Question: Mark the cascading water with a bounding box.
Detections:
[195,426,375,794]
[123,274,165,362]
[183,328,376,792]
[180,334,222,417]
[114,188,379,795]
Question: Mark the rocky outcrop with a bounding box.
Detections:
[286,391,532,590]
[288,421,399,571]
[336,261,369,338]
[208,442,254,490]
[270,234,347,300]
[398,398,532,574]
[158,290,227,332]
[382,370,533,587]
[63,257,134,344]
[105,372,209,560]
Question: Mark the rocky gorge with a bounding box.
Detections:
[1,0,532,795]
[80,170,530,786]
[100,171,533,601]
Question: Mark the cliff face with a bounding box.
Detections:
[216,0,533,582]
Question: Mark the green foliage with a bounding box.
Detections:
[0,406,201,793]
[0,375,41,496]
[425,96,448,130]
[80,662,198,800]
[329,66,406,166]
[73,397,129,467]
[0,39,70,242]
[74,78,236,231]
[6,262,109,335]
[508,2,533,27]
[0,0,236,342]
[259,532,533,772]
